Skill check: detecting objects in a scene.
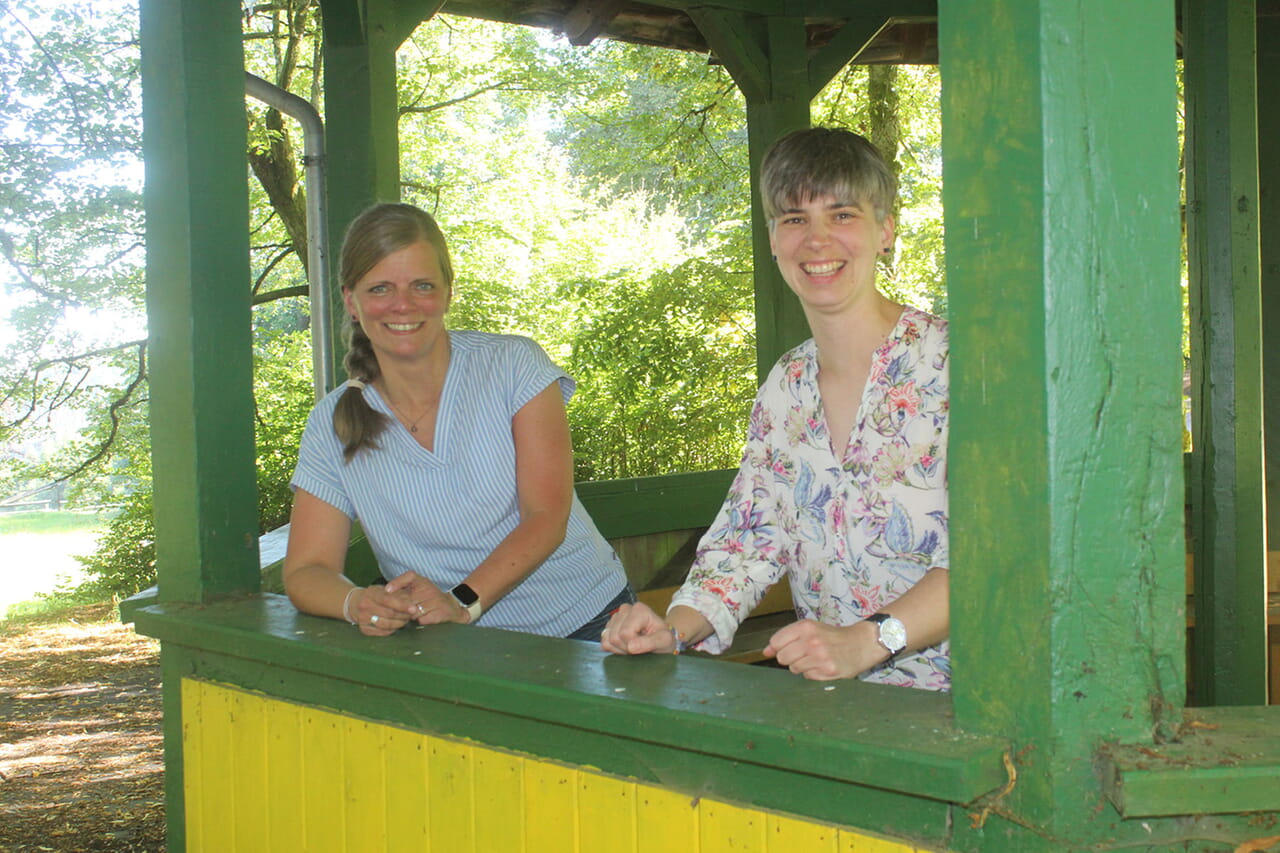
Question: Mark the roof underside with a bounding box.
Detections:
[438,0,940,62]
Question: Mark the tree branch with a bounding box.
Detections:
[252,246,295,295]
[0,239,81,307]
[2,339,148,431]
[48,341,148,487]
[399,81,533,118]
[253,285,309,306]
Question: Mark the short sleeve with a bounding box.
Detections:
[503,335,575,413]
[290,400,356,518]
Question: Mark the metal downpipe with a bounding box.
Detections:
[244,72,332,398]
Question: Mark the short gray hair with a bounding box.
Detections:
[760,128,897,225]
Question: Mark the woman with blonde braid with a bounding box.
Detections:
[283,202,631,639]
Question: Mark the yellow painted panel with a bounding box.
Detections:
[766,812,839,852]
[231,688,269,850]
[701,798,766,853]
[473,744,525,852]
[199,680,237,852]
[524,759,577,852]
[301,706,346,853]
[428,737,474,852]
[841,829,920,853]
[343,716,388,851]
[636,784,700,853]
[263,695,306,850]
[382,724,430,853]
[578,771,637,853]
[177,684,945,853]
[181,679,204,851]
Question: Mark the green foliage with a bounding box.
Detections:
[252,330,317,531]
[550,40,749,240]
[6,3,953,598]
[0,0,146,462]
[74,329,317,596]
[74,487,155,598]
[565,257,755,480]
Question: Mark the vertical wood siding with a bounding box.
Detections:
[182,679,937,852]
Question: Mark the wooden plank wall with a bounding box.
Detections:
[181,679,938,853]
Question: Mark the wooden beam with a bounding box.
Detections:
[1101,706,1280,816]
[1260,0,1280,624]
[943,0,1184,842]
[141,0,261,603]
[1184,0,1268,707]
[559,0,626,45]
[686,7,769,102]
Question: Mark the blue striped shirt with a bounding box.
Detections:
[291,331,626,637]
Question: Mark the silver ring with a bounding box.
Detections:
[370,613,380,626]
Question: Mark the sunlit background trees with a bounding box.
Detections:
[0,0,943,598]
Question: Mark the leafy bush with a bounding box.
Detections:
[75,491,156,599]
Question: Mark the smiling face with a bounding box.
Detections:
[342,240,451,366]
[768,193,894,315]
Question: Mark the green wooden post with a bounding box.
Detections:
[316,0,446,391]
[689,10,808,379]
[316,0,408,389]
[141,0,260,603]
[1260,7,1279,631]
[689,9,917,379]
[1184,0,1268,707]
[943,1,1184,845]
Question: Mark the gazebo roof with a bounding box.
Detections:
[439,0,939,61]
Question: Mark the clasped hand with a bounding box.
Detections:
[603,603,884,681]
[349,572,470,637]
[599,603,678,654]
[763,619,884,681]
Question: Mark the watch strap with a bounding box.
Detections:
[449,583,483,623]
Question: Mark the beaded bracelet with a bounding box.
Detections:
[669,624,688,655]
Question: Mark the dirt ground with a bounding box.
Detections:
[0,602,165,852]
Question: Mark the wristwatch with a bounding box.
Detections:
[449,583,483,623]
[866,613,907,660]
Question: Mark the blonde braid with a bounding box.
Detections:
[333,322,390,461]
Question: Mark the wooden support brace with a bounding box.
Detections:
[559,0,626,46]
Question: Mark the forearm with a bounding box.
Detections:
[764,567,949,680]
[284,562,358,621]
[665,605,715,648]
[879,567,949,655]
[463,509,568,608]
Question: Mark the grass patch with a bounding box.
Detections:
[0,510,109,536]
[2,587,118,624]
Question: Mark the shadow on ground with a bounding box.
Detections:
[0,602,165,852]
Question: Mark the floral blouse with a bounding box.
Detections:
[670,307,951,690]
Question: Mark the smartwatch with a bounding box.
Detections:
[449,583,483,623]
[866,613,907,660]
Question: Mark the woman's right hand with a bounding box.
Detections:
[347,585,418,637]
[600,602,678,655]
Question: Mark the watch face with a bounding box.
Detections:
[450,583,479,607]
[879,616,907,653]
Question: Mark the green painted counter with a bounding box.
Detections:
[130,592,1010,836]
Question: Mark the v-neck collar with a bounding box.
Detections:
[811,306,912,465]
[365,355,458,468]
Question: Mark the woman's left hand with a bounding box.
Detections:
[384,572,471,625]
[762,619,885,681]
